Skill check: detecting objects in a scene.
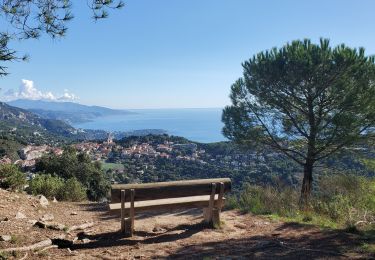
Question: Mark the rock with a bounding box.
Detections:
[40,213,54,222]
[37,195,49,208]
[49,223,66,231]
[0,217,9,222]
[34,221,47,229]
[70,212,78,216]
[15,212,26,219]
[81,238,91,244]
[0,235,11,242]
[34,221,66,231]
[52,197,58,203]
[152,226,166,233]
[28,219,37,225]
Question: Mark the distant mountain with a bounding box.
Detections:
[0,102,168,146]
[0,102,79,145]
[7,99,134,124]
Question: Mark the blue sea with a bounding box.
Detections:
[73,108,227,143]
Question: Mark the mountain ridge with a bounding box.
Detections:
[7,99,134,124]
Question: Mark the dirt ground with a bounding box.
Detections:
[0,188,374,259]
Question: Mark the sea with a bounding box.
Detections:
[73,108,227,143]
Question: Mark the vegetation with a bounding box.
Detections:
[35,148,110,201]
[0,164,26,191]
[28,174,86,201]
[229,174,375,231]
[223,39,375,205]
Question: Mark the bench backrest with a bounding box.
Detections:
[111,178,231,203]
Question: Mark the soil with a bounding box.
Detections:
[0,188,374,259]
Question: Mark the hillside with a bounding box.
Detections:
[0,188,373,259]
[0,102,78,145]
[7,99,134,124]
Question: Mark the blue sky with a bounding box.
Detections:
[1,0,375,109]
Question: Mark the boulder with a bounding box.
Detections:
[40,213,54,222]
[0,235,11,242]
[37,195,49,208]
[15,212,26,219]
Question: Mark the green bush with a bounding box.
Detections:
[57,177,86,202]
[35,149,110,201]
[28,174,64,198]
[233,174,375,230]
[312,174,375,228]
[28,174,87,201]
[237,184,299,217]
[0,164,27,191]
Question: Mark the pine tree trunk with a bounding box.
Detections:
[300,161,313,209]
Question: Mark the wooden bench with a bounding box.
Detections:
[108,178,231,236]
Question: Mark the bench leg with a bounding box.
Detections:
[120,190,125,233]
[204,182,224,228]
[204,183,217,226]
[125,189,135,237]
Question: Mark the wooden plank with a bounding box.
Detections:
[111,178,231,203]
[109,195,225,215]
[120,190,125,233]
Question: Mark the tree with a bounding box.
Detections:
[0,164,26,190]
[222,39,375,206]
[35,148,110,201]
[0,0,124,76]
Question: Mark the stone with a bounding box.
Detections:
[0,235,11,242]
[28,219,38,225]
[15,212,26,219]
[52,197,58,203]
[37,195,49,208]
[0,217,9,222]
[81,238,91,244]
[70,212,78,216]
[49,223,66,231]
[40,213,54,222]
[152,226,166,233]
[34,221,66,231]
[34,221,47,229]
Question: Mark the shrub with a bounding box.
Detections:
[28,174,64,198]
[35,149,110,201]
[233,174,375,230]
[57,177,86,202]
[236,184,299,217]
[0,164,27,191]
[312,174,375,228]
[28,174,87,202]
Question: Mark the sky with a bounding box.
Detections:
[1,0,375,109]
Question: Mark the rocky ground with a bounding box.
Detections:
[0,188,374,259]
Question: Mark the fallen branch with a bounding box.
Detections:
[0,239,52,252]
[19,252,28,260]
[68,222,94,232]
[38,245,58,252]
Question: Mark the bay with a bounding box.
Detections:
[72,108,227,143]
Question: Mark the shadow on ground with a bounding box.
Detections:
[68,222,206,250]
[167,222,373,259]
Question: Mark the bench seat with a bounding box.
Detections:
[109,194,224,215]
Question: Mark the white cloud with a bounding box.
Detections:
[2,79,79,102]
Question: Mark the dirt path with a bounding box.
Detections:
[0,189,373,259]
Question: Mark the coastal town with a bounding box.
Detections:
[0,134,275,184]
